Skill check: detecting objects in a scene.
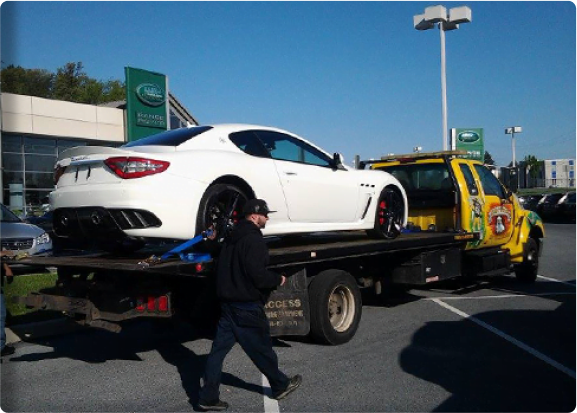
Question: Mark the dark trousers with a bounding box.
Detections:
[200,302,289,401]
[1,290,6,350]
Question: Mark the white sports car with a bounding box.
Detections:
[51,124,407,250]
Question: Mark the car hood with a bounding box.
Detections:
[1,221,45,239]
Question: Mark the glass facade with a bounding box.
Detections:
[1,133,118,216]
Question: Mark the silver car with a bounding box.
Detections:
[1,204,53,256]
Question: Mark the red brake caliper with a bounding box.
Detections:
[232,210,238,224]
[379,200,386,225]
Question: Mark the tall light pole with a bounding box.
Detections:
[505,126,522,167]
[414,5,472,151]
[505,126,522,191]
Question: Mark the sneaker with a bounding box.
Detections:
[273,375,302,400]
[198,399,229,411]
[1,345,15,357]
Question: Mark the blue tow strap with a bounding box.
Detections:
[160,229,214,262]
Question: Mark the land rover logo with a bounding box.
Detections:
[135,83,166,107]
[457,131,480,143]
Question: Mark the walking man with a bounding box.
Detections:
[199,199,302,411]
[1,249,15,357]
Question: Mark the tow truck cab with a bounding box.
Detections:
[365,151,545,281]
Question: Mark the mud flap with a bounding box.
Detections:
[265,269,310,337]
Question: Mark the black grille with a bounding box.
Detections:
[53,207,161,238]
[109,210,162,230]
[1,238,34,250]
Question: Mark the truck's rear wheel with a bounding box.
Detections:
[308,270,362,345]
[514,238,539,283]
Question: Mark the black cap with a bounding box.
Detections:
[243,199,276,217]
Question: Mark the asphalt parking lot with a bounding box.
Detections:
[1,222,575,412]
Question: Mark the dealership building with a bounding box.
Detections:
[0,73,197,215]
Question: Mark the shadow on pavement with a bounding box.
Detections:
[6,316,290,410]
[399,293,576,412]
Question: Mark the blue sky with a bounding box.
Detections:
[1,1,575,167]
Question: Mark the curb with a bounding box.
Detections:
[6,318,83,345]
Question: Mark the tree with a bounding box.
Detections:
[523,154,542,179]
[484,151,495,165]
[0,62,125,104]
[0,64,53,97]
[53,62,89,102]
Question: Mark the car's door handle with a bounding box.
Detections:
[284,172,297,176]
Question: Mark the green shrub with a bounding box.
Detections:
[4,272,59,323]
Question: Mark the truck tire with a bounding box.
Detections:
[308,270,362,345]
[367,187,403,239]
[514,238,539,283]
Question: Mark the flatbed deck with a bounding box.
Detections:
[18,231,477,275]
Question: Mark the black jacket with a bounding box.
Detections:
[216,220,282,304]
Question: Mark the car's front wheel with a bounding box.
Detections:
[367,187,404,239]
[196,184,248,241]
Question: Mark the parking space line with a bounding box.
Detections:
[426,291,575,301]
[537,275,576,287]
[262,375,280,413]
[431,298,576,379]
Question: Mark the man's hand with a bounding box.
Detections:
[280,275,287,286]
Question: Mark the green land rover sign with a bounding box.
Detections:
[136,83,166,107]
[451,128,485,162]
[125,67,168,142]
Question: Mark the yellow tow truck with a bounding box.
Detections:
[362,150,545,282]
[16,151,545,346]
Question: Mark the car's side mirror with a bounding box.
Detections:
[332,153,346,170]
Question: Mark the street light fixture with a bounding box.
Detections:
[414,5,472,151]
[505,126,523,167]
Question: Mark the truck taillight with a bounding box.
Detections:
[158,296,169,312]
[54,165,66,184]
[136,295,170,313]
[104,157,170,179]
[147,296,156,312]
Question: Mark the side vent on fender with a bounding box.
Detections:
[361,197,373,220]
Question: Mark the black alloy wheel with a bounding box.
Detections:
[196,184,248,242]
[368,188,404,239]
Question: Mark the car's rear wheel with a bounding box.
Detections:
[196,184,249,241]
[367,187,404,239]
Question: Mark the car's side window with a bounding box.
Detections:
[255,131,332,167]
[459,164,479,196]
[229,131,271,158]
[473,164,507,199]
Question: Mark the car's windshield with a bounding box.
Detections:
[566,193,575,203]
[544,194,563,204]
[123,126,213,147]
[1,204,21,223]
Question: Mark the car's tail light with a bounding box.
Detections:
[104,157,170,179]
[54,165,66,184]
